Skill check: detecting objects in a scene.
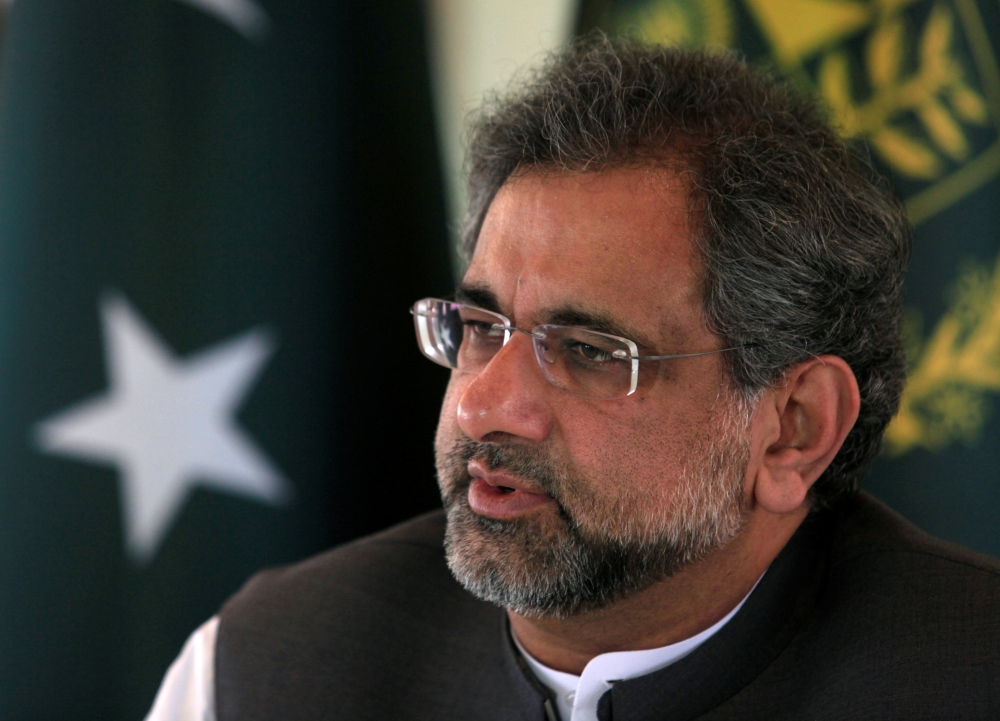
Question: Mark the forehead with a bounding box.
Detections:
[463,167,706,344]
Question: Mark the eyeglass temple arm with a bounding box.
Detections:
[621,344,757,361]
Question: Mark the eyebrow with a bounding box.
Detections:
[454,283,660,350]
[546,306,659,350]
[454,284,501,312]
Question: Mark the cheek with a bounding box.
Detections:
[559,399,713,509]
[434,374,466,453]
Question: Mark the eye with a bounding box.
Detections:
[571,342,614,362]
[464,320,505,338]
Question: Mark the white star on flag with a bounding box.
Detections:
[4,0,271,40]
[172,0,271,40]
[35,292,292,565]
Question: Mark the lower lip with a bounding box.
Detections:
[467,478,554,520]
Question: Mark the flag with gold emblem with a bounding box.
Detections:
[579,0,1000,556]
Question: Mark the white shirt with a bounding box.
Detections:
[514,583,756,721]
[144,580,759,721]
[145,616,219,721]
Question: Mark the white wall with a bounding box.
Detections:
[425,0,576,268]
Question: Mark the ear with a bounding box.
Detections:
[752,355,860,514]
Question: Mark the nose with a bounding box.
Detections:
[456,332,554,444]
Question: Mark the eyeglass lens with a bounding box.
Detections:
[413,299,636,400]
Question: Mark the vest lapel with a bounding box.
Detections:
[500,612,565,721]
[596,510,833,721]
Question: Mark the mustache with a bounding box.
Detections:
[443,437,564,497]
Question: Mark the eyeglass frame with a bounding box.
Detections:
[411,297,752,400]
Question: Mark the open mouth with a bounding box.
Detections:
[466,476,556,519]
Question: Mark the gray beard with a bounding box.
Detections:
[437,406,752,619]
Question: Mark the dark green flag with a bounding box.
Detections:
[578,0,1000,557]
[0,0,451,717]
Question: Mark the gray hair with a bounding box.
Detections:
[461,36,911,504]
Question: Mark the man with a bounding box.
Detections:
[147,38,1000,721]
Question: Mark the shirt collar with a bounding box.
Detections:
[513,575,763,721]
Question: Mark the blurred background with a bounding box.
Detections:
[0,0,995,717]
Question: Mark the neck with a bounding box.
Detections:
[508,506,808,674]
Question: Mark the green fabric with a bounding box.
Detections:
[0,0,451,716]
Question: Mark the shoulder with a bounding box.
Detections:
[819,492,1000,647]
[790,493,1000,703]
[216,509,503,670]
[828,491,1000,585]
[214,510,513,720]
[230,509,449,599]
[219,509,486,632]
[713,494,1000,715]
[214,512,542,721]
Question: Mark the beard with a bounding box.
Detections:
[436,398,753,619]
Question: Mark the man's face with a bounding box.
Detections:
[435,167,751,618]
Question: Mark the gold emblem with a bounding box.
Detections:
[746,0,998,223]
[886,256,1000,453]
[619,0,735,48]
[744,0,871,66]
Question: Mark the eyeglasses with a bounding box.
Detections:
[411,297,746,400]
